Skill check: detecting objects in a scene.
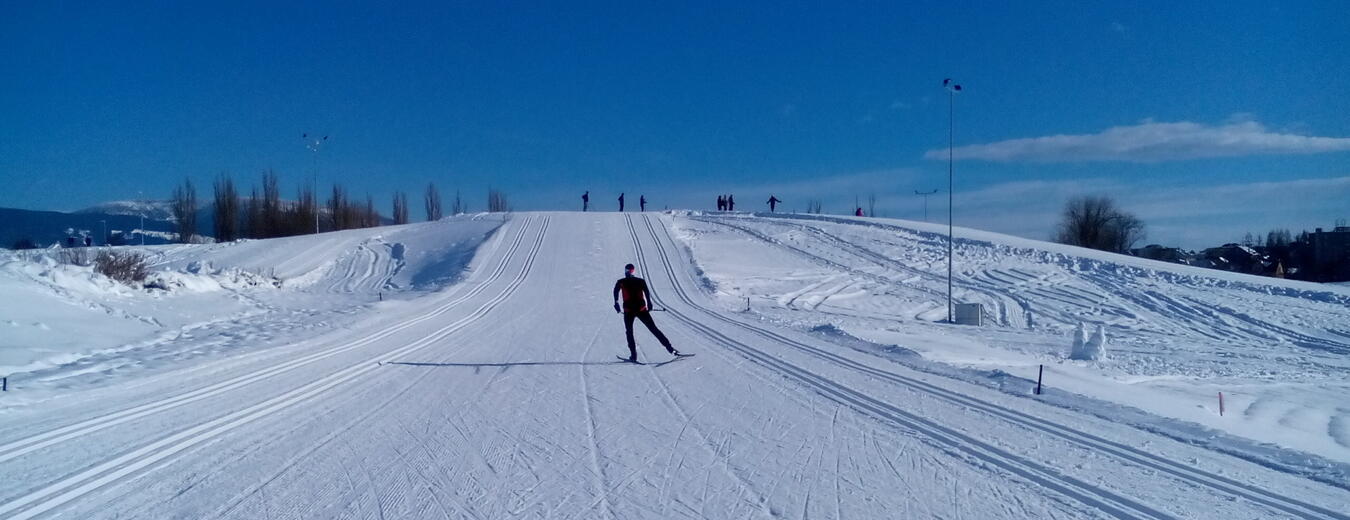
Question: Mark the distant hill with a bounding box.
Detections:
[75,200,178,221]
[4,200,394,249]
[0,207,176,249]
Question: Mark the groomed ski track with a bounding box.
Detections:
[0,212,1345,519]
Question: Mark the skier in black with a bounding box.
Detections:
[767,195,781,212]
[717,195,725,211]
[618,193,625,212]
[582,191,589,211]
[727,194,735,211]
[614,263,679,362]
[639,195,647,212]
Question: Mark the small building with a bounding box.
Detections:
[1132,244,1186,262]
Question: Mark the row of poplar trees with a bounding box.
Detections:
[169,173,475,243]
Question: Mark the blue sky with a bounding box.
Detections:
[1,1,1347,248]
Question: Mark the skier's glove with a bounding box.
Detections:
[614,303,622,314]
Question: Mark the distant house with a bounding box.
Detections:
[1200,243,1269,275]
[1131,244,1186,262]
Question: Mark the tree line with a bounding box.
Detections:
[168,173,507,243]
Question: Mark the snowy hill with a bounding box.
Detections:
[75,200,177,221]
[0,211,1346,519]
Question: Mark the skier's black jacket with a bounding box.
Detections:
[613,275,653,312]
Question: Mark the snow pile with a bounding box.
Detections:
[1069,323,1108,361]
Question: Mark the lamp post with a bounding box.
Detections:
[303,133,328,234]
[943,78,962,323]
[914,189,939,222]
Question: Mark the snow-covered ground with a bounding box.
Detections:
[673,212,1350,468]
[0,211,1346,519]
[0,214,502,400]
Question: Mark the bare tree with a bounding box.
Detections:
[452,189,464,215]
[171,178,198,243]
[260,170,283,238]
[213,174,240,242]
[244,187,264,238]
[1054,195,1145,253]
[425,183,443,221]
[392,191,409,224]
[364,194,377,228]
[293,183,317,235]
[487,188,509,212]
[329,184,349,231]
[867,193,876,218]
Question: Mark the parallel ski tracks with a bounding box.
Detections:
[0,217,552,520]
[636,214,1348,520]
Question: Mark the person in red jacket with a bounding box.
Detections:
[613,263,679,362]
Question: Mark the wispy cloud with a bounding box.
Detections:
[949,176,1350,247]
[923,119,1350,163]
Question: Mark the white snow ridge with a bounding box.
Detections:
[0,211,1346,519]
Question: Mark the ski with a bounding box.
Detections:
[616,355,643,364]
[655,353,695,367]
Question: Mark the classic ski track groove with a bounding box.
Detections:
[625,215,776,518]
[0,217,534,466]
[656,214,1349,520]
[635,214,1179,520]
[0,217,552,520]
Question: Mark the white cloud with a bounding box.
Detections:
[923,119,1350,163]
[950,176,1350,248]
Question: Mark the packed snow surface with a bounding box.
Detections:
[0,211,1346,519]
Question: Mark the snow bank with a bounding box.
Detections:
[0,215,504,381]
[670,212,1350,465]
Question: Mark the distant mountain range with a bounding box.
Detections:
[74,200,178,222]
[1,205,177,249]
[3,200,393,249]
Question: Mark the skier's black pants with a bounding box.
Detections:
[624,310,671,358]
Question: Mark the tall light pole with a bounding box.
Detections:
[914,189,938,222]
[943,78,962,323]
[303,133,328,234]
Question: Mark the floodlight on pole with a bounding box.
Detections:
[943,78,962,324]
[303,133,328,234]
[918,190,939,222]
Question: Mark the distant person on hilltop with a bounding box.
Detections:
[727,194,735,211]
[618,193,625,212]
[582,191,589,212]
[640,195,647,212]
[614,263,684,363]
[855,207,863,217]
[717,195,725,211]
[767,195,781,212]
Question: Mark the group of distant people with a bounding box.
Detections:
[581,191,648,212]
[718,194,782,213]
[578,190,863,216]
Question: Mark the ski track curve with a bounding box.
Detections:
[646,214,1349,520]
[0,217,534,467]
[0,217,552,520]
